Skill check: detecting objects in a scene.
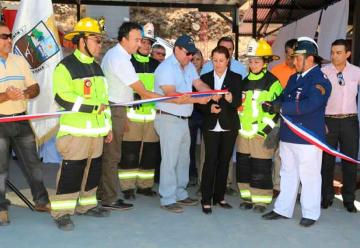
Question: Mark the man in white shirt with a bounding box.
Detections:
[98,22,162,210]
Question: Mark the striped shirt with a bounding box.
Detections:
[0,53,36,115]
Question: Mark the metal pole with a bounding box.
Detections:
[232,6,240,59]
[6,180,35,211]
[252,0,258,38]
[76,0,81,21]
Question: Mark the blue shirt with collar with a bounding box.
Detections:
[200,58,247,78]
[155,54,199,116]
[278,65,332,144]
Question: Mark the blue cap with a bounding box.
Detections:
[174,35,198,53]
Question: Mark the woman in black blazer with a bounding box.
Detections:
[198,46,242,214]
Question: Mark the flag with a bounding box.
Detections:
[12,0,62,145]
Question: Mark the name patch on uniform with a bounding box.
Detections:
[315,84,325,95]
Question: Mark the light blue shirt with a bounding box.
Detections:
[155,55,199,116]
[200,58,248,78]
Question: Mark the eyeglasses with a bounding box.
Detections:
[0,33,12,40]
[337,72,345,86]
[154,51,166,57]
[86,37,102,44]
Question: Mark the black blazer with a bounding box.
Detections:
[197,70,243,131]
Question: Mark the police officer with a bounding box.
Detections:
[51,17,112,231]
[262,37,331,227]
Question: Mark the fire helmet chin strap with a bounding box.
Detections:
[83,36,94,58]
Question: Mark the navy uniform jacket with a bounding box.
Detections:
[278,65,332,144]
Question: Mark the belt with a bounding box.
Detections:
[156,110,189,120]
[0,112,26,117]
[325,113,358,119]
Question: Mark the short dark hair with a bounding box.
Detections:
[211,46,230,59]
[285,39,297,51]
[117,22,142,42]
[152,44,165,50]
[331,39,351,52]
[217,36,234,49]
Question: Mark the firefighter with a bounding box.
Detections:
[118,23,161,199]
[51,17,112,231]
[236,38,283,213]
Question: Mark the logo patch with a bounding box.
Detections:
[315,84,326,95]
[13,21,60,69]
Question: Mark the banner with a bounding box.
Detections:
[12,0,62,144]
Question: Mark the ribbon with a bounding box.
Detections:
[281,114,360,164]
[109,89,228,107]
[0,90,228,123]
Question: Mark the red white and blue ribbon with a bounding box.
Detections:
[0,90,228,123]
[0,111,72,123]
[109,89,228,107]
[281,114,360,164]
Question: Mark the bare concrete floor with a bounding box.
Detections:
[1,159,359,248]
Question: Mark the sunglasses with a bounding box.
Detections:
[181,47,195,57]
[337,72,345,86]
[0,33,12,40]
[154,51,166,57]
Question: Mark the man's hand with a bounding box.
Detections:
[262,101,281,114]
[6,86,25,101]
[211,104,221,114]
[224,92,232,103]
[104,130,113,143]
[173,94,191,104]
[97,104,107,114]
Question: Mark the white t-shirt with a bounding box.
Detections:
[101,43,139,103]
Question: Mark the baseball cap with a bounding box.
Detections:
[174,35,198,53]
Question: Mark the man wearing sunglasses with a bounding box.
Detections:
[51,17,113,231]
[0,21,50,226]
[151,44,166,62]
[321,39,360,213]
[154,35,211,213]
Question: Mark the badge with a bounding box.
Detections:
[315,84,325,95]
[84,79,92,98]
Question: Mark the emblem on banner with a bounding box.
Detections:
[13,21,60,69]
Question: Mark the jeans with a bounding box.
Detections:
[154,114,190,206]
[0,120,49,210]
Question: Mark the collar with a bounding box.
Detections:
[214,68,227,80]
[170,54,181,66]
[329,61,350,73]
[133,53,150,63]
[74,49,94,64]
[248,69,267,80]
[117,43,131,60]
[300,65,317,77]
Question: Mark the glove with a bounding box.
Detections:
[262,101,281,114]
[132,93,142,110]
[263,126,280,149]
